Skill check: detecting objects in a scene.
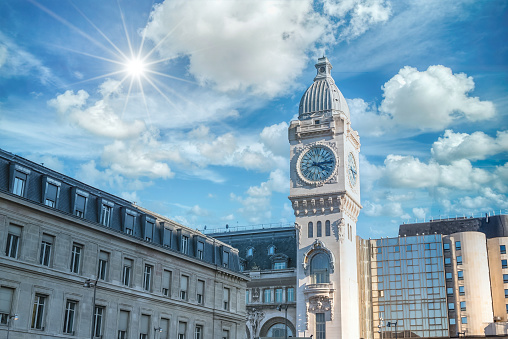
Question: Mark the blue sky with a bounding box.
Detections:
[0,0,507,237]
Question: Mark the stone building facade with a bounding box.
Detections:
[0,149,248,339]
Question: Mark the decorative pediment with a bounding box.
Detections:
[302,240,335,273]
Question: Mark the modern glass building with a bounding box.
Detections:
[370,234,449,338]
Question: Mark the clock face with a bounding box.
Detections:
[299,146,336,182]
[319,66,325,73]
[348,153,357,187]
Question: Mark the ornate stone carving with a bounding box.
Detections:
[247,308,265,339]
[302,239,335,273]
[338,218,345,242]
[307,295,334,320]
[295,222,302,245]
[252,287,260,302]
[290,193,345,217]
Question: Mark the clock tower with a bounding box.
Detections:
[289,57,361,339]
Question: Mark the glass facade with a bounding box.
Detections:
[371,234,448,338]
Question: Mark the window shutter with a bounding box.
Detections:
[163,271,171,289]
[0,287,14,313]
[8,225,22,236]
[197,280,204,295]
[181,276,188,292]
[119,311,129,331]
[140,314,149,334]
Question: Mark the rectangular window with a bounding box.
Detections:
[222,329,229,339]
[70,243,82,274]
[197,279,204,304]
[447,287,454,295]
[444,258,451,266]
[143,265,153,291]
[504,289,508,298]
[0,287,14,325]
[118,310,129,339]
[12,171,27,197]
[264,289,271,303]
[5,225,21,258]
[122,259,133,286]
[180,275,188,300]
[506,304,508,313]
[456,241,461,250]
[31,294,47,330]
[144,220,154,241]
[450,318,456,325]
[223,287,230,310]
[101,204,113,227]
[448,302,454,310]
[163,228,172,248]
[222,251,229,268]
[98,251,109,281]
[275,288,283,303]
[245,290,250,304]
[443,243,450,251]
[287,287,294,302]
[63,300,77,334]
[74,193,87,218]
[181,235,189,254]
[160,318,170,339]
[195,325,203,339]
[502,245,507,254]
[316,313,326,339]
[39,234,53,267]
[274,262,287,269]
[461,317,467,324]
[459,286,465,295]
[460,301,466,311]
[124,214,134,235]
[93,306,104,337]
[503,259,508,269]
[162,270,172,297]
[456,256,463,265]
[44,182,59,207]
[504,274,508,283]
[197,241,204,260]
[178,321,187,339]
[458,270,464,280]
[445,272,452,280]
[140,314,150,339]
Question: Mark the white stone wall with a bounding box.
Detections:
[0,193,247,339]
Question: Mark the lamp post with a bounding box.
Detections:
[6,314,18,339]
[387,321,398,339]
[277,304,289,339]
[154,326,163,339]
[84,278,98,339]
[378,317,384,339]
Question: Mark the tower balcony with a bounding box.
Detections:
[304,282,335,299]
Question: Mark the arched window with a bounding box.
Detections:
[247,248,253,257]
[311,253,330,283]
[325,220,331,236]
[316,221,322,237]
[267,323,293,337]
[268,245,275,255]
[308,222,313,238]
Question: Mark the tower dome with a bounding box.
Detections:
[298,57,350,120]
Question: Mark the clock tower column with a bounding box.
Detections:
[289,57,361,339]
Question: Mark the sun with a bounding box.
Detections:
[125,57,147,78]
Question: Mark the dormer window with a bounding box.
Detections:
[315,120,320,125]
[246,247,254,257]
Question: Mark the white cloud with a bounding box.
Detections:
[363,201,403,217]
[431,130,508,164]
[260,122,289,157]
[348,98,391,136]
[48,82,146,139]
[383,155,491,190]
[233,168,289,223]
[379,65,496,130]
[25,154,65,173]
[143,0,391,97]
[0,32,54,84]
[412,207,426,220]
